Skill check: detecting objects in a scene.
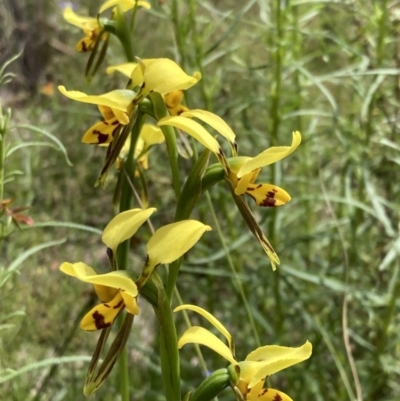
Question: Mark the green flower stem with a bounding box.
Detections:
[268,0,285,338]
[171,0,187,69]
[150,92,181,199]
[115,4,135,61]
[116,111,143,401]
[166,149,212,301]
[129,2,139,32]
[141,276,181,401]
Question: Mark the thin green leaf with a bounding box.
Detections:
[4,238,66,284]
[0,356,91,384]
[21,221,102,235]
[10,124,73,166]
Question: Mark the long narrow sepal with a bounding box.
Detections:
[227,180,280,270]
[84,314,134,395]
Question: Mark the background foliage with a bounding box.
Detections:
[1,0,399,400]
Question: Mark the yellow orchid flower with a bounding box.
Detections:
[127,59,200,99]
[63,2,151,52]
[229,131,301,208]
[63,7,105,52]
[60,208,156,330]
[136,220,212,288]
[60,208,211,329]
[157,112,236,166]
[58,85,136,144]
[175,305,312,401]
[60,262,139,331]
[107,61,198,114]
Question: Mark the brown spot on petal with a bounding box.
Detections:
[260,388,269,396]
[111,120,119,126]
[113,300,124,309]
[261,188,278,207]
[93,311,111,329]
[273,394,282,401]
[93,130,109,144]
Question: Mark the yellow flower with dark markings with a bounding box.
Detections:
[58,85,136,144]
[63,7,105,52]
[63,1,151,52]
[60,208,211,330]
[107,61,199,114]
[60,262,139,330]
[175,305,312,401]
[229,131,301,208]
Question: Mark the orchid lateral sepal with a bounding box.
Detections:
[85,29,110,81]
[96,108,138,187]
[227,181,280,270]
[84,314,134,395]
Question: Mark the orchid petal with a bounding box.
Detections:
[80,292,125,331]
[146,220,211,266]
[81,119,119,144]
[75,36,98,52]
[140,124,165,148]
[241,341,312,388]
[120,292,140,315]
[178,326,237,366]
[106,63,137,78]
[245,184,291,207]
[93,285,118,303]
[158,116,221,154]
[181,109,236,143]
[142,59,198,94]
[102,208,156,253]
[58,86,135,111]
[60,262,138,296]
[237,131,301,178]
[246,381,294,401]
[63,6,99,30]
[164,91,184,109]
[174,305,234,353]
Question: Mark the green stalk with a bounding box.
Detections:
[115,4,135,61]
[112,3,144,393]
[188,0,211,110]
[116,111,143,401]
[141,276,181,401]
[268,0,285,337]
[129,2,139,32]
[171,0,187,68]
[150,92,181,199]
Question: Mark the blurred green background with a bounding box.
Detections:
[1,0,399,400]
